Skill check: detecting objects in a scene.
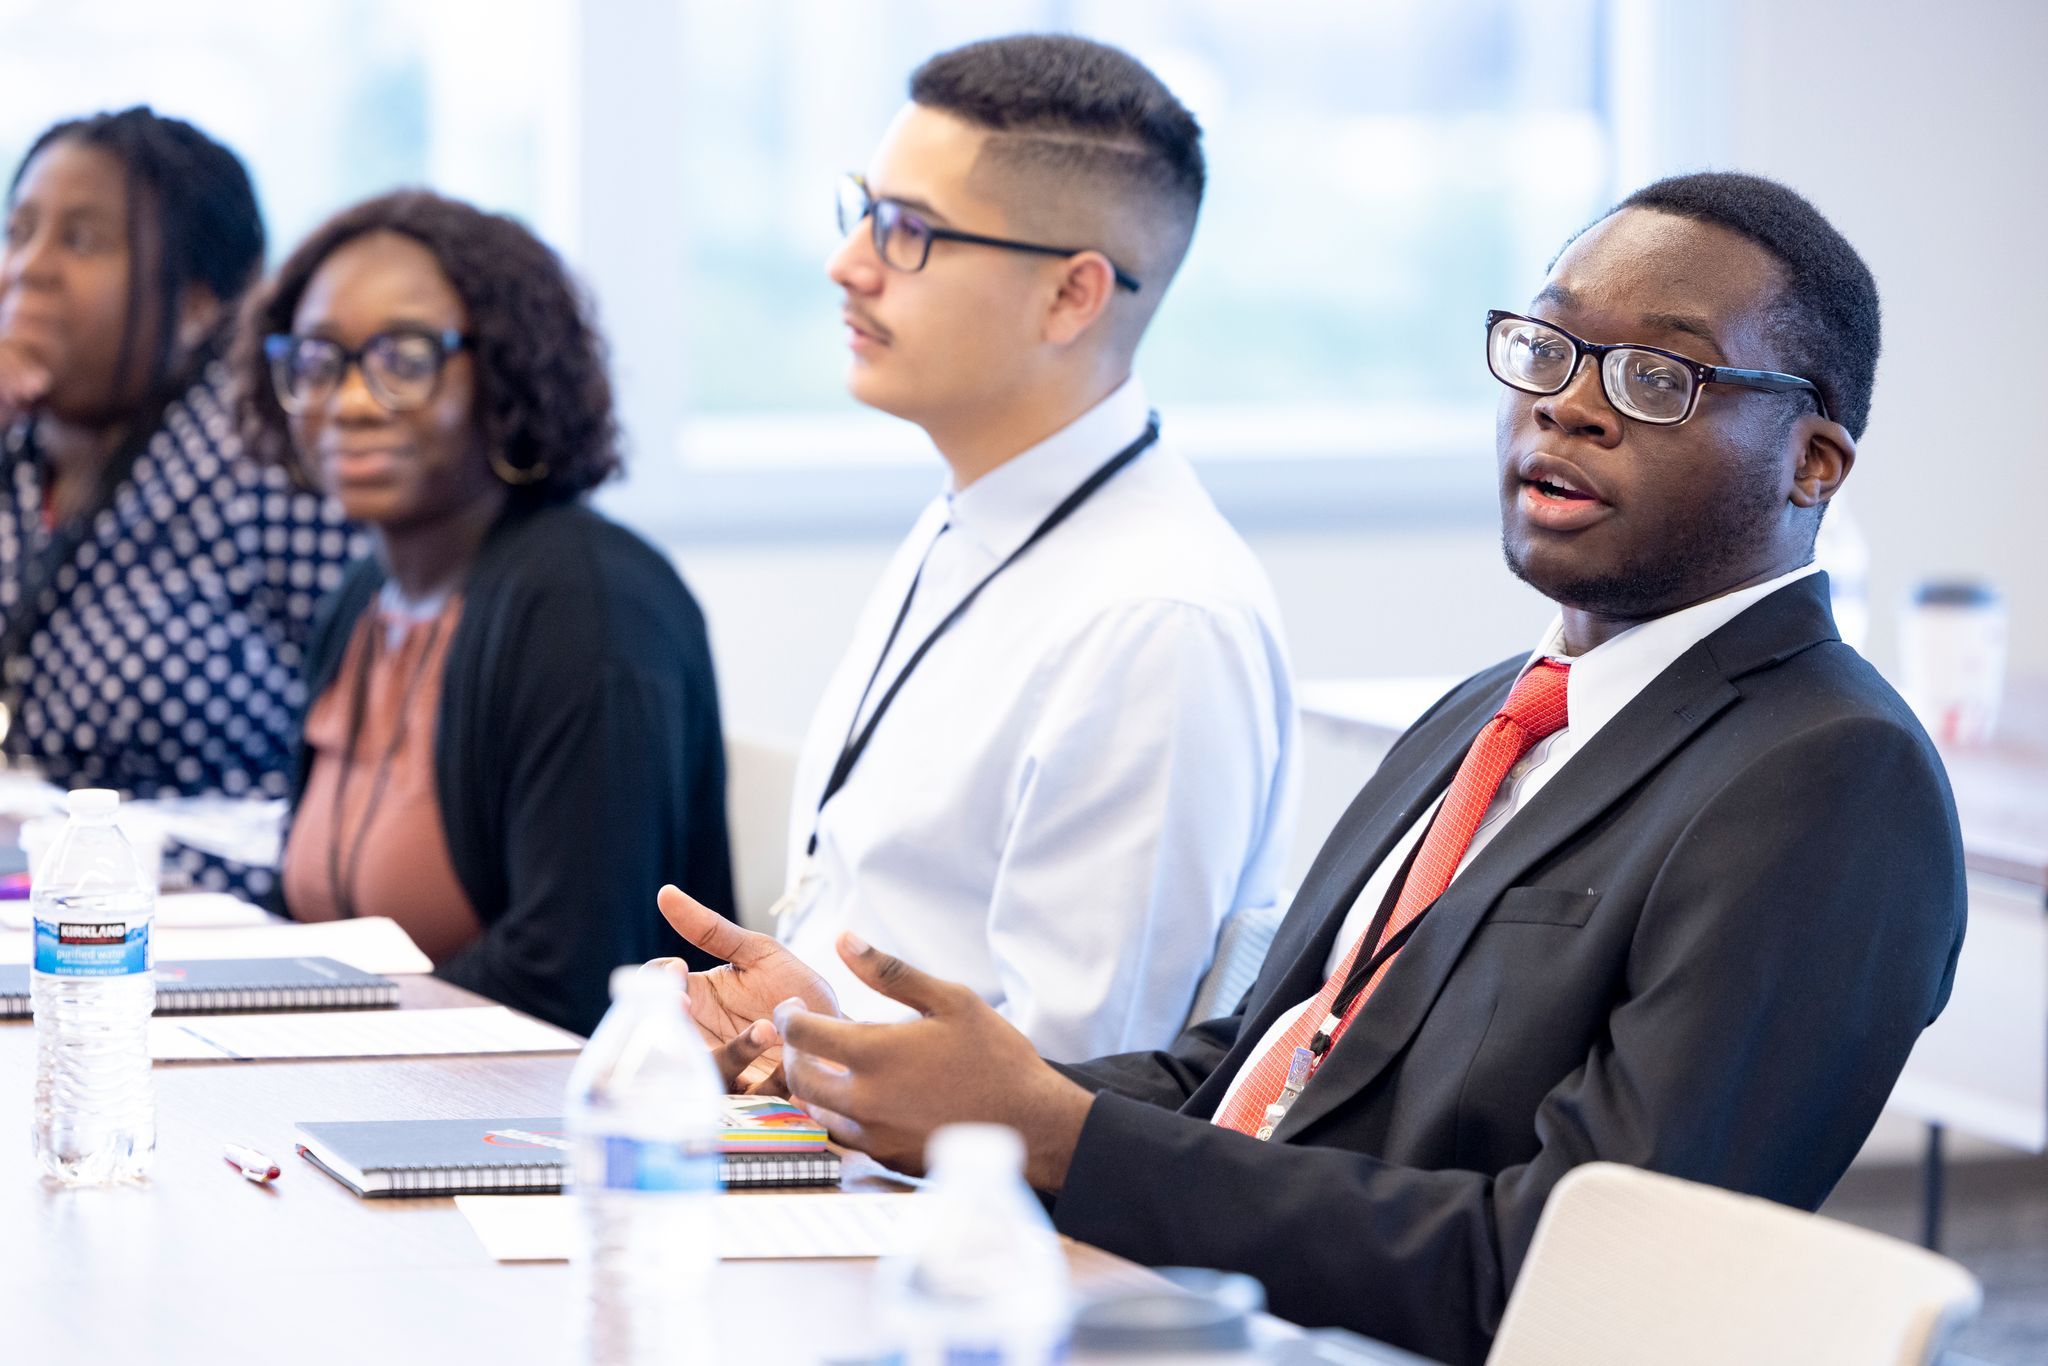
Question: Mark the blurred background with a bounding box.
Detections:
[6,0,2038,749]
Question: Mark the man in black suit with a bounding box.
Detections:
[662,171,1965,1365]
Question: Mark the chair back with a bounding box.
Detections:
[1186,899,1287,1026]
[1489,1162,1981,1366]
[724,734,800,934]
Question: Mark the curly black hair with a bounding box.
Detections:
[233,189,620,503]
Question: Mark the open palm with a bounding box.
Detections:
[655,884,839,1091]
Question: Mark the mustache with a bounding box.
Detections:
[841,306,892,344]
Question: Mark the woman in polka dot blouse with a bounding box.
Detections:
[0,109,360,896]
[237,190,734,1035]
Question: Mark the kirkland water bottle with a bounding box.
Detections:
[878,1123,1072,1364]
[30,788,157,1185]
[565,966,723,1365]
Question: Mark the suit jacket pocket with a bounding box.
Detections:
[1489,886,1601,927]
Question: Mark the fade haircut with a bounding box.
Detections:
[1612,172,1882,440]
[909,34,1205,293]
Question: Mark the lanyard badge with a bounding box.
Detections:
[766,854,823,923]
[1255,1045,1317,1141]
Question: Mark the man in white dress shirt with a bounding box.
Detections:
[770,35,1297,1060]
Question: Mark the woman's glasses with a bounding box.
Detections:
[264,327,469,414]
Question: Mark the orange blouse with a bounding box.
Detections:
[281,593,483,963]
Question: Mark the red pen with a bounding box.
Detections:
[223,1143,281,1184]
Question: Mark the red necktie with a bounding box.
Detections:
[1217,659,1571,1136]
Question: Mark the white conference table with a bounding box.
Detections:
[1,965,1460,1364]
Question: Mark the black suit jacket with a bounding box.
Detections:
[1050,574,1965,1365]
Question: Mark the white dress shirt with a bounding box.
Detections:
[1212,562,1821,1118]
[780,378,1299,1061]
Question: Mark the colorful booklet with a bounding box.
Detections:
[719,1095,832,1151]
[296,1101,838,1198]
[0,955,398,1019]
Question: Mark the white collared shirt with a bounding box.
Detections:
[1212,562,1820,1119]
[781,378,1299,1061]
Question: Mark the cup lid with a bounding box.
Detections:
[1912,580,2003,607]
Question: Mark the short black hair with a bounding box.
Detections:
[909,33,1205,237]
[9,106,264,403]
[1612,171,1881,440]
[234,189,620,505]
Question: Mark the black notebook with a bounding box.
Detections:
[0,956,399,1019]
[296,1113,844,1198]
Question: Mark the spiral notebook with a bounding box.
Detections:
[0,955,398,1018]
[296,1103,840,1198]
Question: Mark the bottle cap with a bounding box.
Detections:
[926,1122,1025,1176]
[609,963,685,1001]
[64,788,119,817]
[1070,1268,1264,1353]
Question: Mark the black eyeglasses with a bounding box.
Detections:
[1485,309,1829,427]
[264,327,469,414]
[835,173,1141,293]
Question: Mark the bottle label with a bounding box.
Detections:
[594,1136,718,1193]
[32,920,150,977]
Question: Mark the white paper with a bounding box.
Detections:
[130,794,287,869]
[456,1192,910,1263]
[153,892,279,927]
[715,1192,910,1259]
[151,1005,583,1062]
[0,771,64,823]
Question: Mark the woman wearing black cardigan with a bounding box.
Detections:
[235,189,734,1036]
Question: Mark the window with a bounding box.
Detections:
[660,0,1616,536]
[2,1,1622,537]
[0,1,559,265]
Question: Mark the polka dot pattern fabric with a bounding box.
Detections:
[0,365,365,897]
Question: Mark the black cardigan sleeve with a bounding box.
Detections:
[432,506,735,1035]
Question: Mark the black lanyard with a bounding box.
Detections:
[1305,801,1444,1064]
[804,414,1161,856]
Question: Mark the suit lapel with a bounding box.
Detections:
[1269,575,1840,1141]
[1182,666,1518,1116]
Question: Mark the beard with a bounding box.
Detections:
[1502,453,1791,621]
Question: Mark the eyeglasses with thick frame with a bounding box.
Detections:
[1484,309,1830,426]
[835,173,1142,294]
[264,327,470,414]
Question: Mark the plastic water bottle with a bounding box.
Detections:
[878,1123,1072,1364]
[31,787,157,1185]
[565,965,723,1365]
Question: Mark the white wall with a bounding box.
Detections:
[1719,0,2048,681]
